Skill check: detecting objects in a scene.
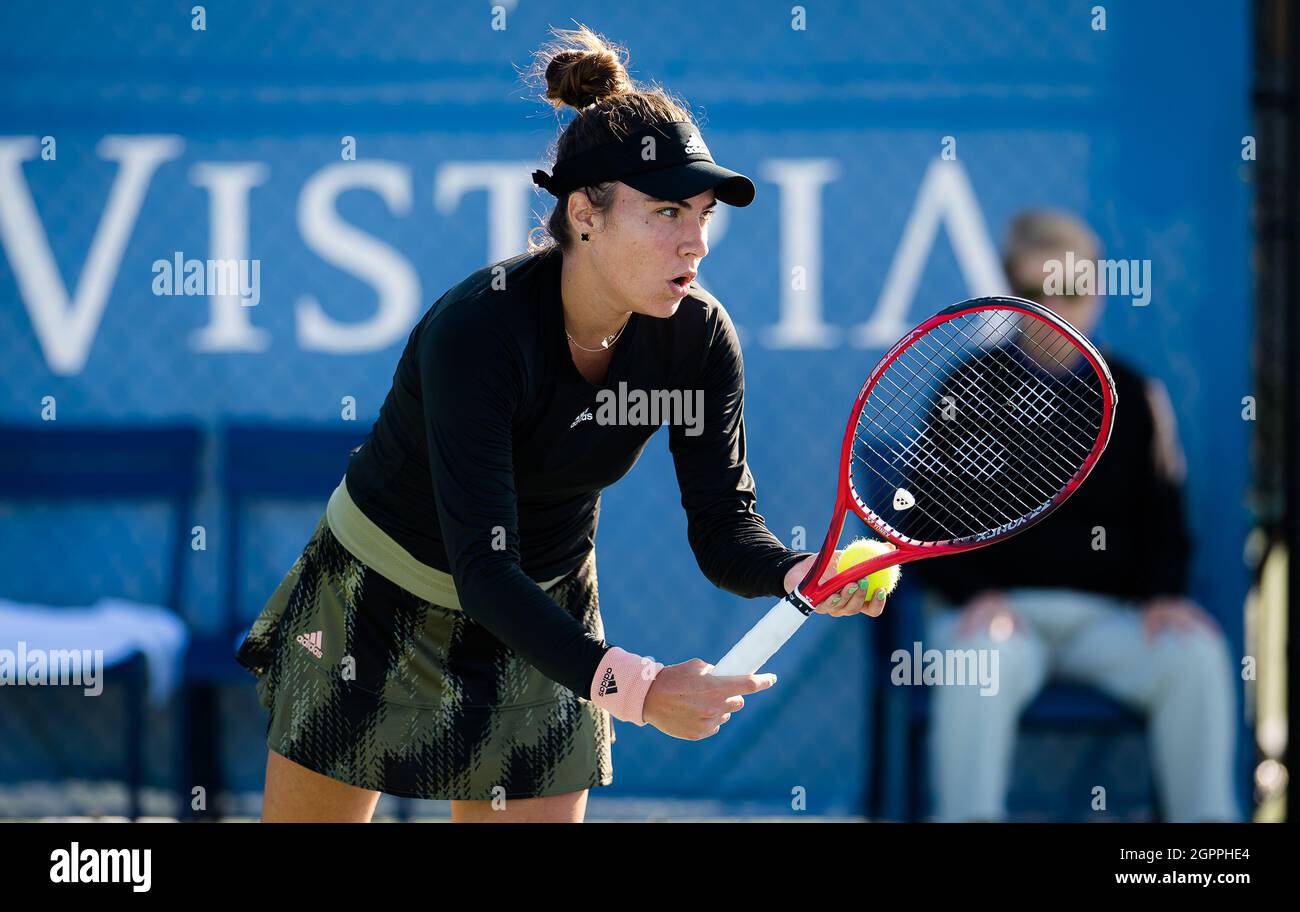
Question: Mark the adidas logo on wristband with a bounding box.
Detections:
[598,667,618,696]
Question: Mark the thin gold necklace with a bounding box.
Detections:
[566,313,631,352]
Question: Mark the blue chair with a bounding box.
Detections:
[0,423,202,820]
[871,585,1153,821]
[179,422,365,819]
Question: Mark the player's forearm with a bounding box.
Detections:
[688,512,811,599]
[456,558,669,723]
[452,560,611,699]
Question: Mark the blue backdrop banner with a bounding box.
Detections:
[0,0,1252,816]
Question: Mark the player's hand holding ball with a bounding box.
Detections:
[783,537,900,618]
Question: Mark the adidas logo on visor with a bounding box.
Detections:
[683,133,710,157]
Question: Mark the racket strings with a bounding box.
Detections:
[883,314,1103,465]
[857,377,1043,530]
[856,386,1064,544]
[988,319,1104,436]
[863,315,1102,539]
[966,321,1105,467]
[852,428,992,537]
[850,309,1106,545]
[886,311,1103,461]
[868,324,1084,517]
[857,404,1046,540]
[874,361,1069,503]
[889,310,1104,433]
[853,381,1042,543]
[907,350,1083,496]
[872,339,1096,536]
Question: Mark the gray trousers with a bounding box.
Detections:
[922,589,1241,822]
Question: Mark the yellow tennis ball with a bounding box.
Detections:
[836,538,901,599]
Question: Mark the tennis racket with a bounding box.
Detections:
[711,295,1117,676]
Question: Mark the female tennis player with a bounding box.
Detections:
[236,25,886,824]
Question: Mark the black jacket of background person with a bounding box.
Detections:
[910,352,1191,607]
[342,246,811,698]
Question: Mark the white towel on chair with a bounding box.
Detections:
[0,597,189,707]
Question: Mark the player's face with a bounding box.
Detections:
[601,184,715,318]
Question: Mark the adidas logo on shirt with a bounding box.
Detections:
[598,667,618,697]
[570,407,594,429]
[296,630,323,658]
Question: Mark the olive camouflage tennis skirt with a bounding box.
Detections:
[234,513,614,800]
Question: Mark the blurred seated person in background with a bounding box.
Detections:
[909,209,1240,822]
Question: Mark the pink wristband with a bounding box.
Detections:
[589,646,664,726]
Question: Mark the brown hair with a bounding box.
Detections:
[525,25,697,253]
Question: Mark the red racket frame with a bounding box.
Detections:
[789,295,1117,610]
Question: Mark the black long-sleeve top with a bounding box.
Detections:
[343,246,810,698]
[910,353,1192,606]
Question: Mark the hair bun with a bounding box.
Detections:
[540,29,633,111]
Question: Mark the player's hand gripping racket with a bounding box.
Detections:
[711,295,1117,676]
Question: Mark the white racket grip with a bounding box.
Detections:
[711,593,813,676]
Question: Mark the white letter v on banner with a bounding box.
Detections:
[0,135,183,376]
